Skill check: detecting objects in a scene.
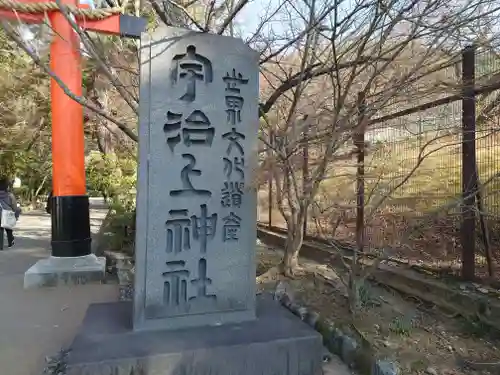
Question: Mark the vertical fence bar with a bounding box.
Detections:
[461,45,476,281]
[476,170,493,277]
[355,92,366,255]
[302,116,309,238]
[474,50,494,277]
[268,130,274,229]
[268,174,273,229]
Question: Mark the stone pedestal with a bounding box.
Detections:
[24,254,106,289]
[65,295,323,375]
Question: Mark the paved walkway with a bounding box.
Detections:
[0,198,119,375]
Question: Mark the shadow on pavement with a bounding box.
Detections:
[9,235,50,249]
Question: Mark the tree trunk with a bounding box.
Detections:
[96,123,114,155]
[348,273,359,315]
[34,175,48,198]
[281,244,300,276]
[279,211,305,276]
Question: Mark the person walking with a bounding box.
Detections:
[46,190,53,214]
[0,177,21,249]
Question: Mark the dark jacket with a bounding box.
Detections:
[0,190,20,219]
[46,191,53,214]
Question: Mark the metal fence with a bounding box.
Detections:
[260,45,500,280]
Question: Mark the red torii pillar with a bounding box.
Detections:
[0,0,145,257]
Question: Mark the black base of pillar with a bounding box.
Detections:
[50,195,91,257]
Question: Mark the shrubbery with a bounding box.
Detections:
[87,151,137,256]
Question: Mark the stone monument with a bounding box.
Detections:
[64,26,322,375]
[133,27,258,330]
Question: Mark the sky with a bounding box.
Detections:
[236,0,279,38]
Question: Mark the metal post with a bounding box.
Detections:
[268,130,273,229]
[461,45,476,281]
[302,116,309,237]
[355,92,366,255]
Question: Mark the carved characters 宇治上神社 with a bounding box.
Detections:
[161,44,219,313]
[164,110,215,152]
[171,45,213,102]
[189,258,216,301]
[165,209,192,254]
[162,260,189,306]
[165,204,217,254]
[162,258,217,307]
[191,204,217,254]
[163,204,218,306]
[170,154,212,198]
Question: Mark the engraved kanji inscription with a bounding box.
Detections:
[170,154,212,198]
[225,96,243,125]
[162,260,189,306]
[165,205,217,255]
[184,110,214,147]
[221,181,244,208]
[223,156,245,180]
[191,204,217,253]
[163,110,215,152]
[222,128,245,156]
[163,111,182,151]
[171,45,213,102]
[189,258,216,301]
[165,209,191,253]
[222,212,242,241]
[223,68,249,125]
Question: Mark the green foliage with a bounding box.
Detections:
[459,317,492,338]
[0,146,51,205]
[350,279,381,311]
[0,29,52,206]
[389,314,415,336]
[87,151,138,255]
[0,151,16,180]
[86,151,136,211]
[143,8,160,32]
[15,150,52,204]
[0,29,50,139]
[102,204,136,257]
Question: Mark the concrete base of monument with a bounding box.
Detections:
[24,254,106,289]
[65,295,323,375]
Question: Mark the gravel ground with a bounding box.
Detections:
[119,284,134,301]
[42,350,70,375]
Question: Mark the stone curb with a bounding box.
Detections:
[103,250,134,285]
[93,207,114,257]
[103,250,134,301]
[273,283,400,375]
